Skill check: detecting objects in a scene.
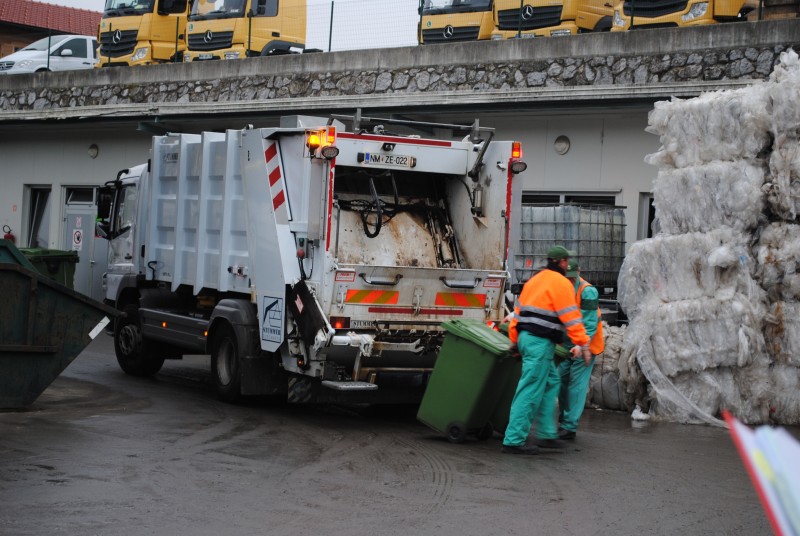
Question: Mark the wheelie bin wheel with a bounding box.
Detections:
[446,422,467,443]
[476,423,494,441]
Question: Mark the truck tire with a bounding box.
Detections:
[115,304,165,376]
[211,324,242,402]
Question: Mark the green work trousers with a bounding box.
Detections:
[503,332,560,446]
[557,356,596,432]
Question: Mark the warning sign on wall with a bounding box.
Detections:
[72,229,83,251]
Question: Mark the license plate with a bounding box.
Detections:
[198,53,212,60]
[360,153,417,168]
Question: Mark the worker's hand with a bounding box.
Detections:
[569,345,583,358]
[581,346,593,367]
[510,344,521,360]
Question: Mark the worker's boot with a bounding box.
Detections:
[558,429,576,440]
[536,438,565,449]
[501,444,539,455]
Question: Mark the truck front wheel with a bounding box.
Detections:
[115,304,165,376]
[211,324,242,402]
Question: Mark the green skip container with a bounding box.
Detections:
[18,247,78,289]
[417,319,515,443]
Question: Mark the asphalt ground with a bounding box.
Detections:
[0,335,778,536]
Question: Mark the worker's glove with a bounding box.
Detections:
[581,346,593,367]
[569,345,583,358]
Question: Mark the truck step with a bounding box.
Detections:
[321,380,379,391]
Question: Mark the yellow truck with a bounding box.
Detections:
[183,0,306,62]
[418,0,496,44]
[611,0,755,30]
[98,0,190,66]
[492,0,614,38]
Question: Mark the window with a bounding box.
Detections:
[66,187,95,204]
[27,187,51,248]
[522,192,616,205]
[253,0,278,16]
[55,38,88,58]
[638,193,657,239]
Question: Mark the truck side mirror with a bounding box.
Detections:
[95,221,110,239]
[97,187,114,220]
[60,48,73,57]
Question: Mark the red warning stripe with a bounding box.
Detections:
[435,292,486,308]
[345,289,399,304]
[273,190,285,210]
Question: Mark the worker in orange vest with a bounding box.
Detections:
[556,259,605,440]
[503,245,591,455]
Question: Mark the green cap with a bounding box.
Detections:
[566,259,579,278]
[547,245,572,260]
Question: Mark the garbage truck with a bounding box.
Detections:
[95,113,528,404]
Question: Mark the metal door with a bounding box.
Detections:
[63,190,108,300]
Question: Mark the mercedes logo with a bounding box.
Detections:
[521,4,535,20]
[112,29,122,44]
[443,25,454,39]
[203,30,213,43]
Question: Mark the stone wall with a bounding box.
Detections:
[1,20,799,113]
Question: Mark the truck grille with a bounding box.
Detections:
[99,29,138,57]
[497,5,563,31]
[622,0,689,18]
[422,26,481,44]
[188,31,234,51]
[0,61,14,71]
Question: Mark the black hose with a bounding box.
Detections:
[362,177,383,238]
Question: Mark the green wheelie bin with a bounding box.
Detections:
[18,247,79,289]
[417,319,515,443]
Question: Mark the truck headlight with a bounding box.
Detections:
[613,10,625,26]
[17,60,33,68]
[550,29,572,36]
[682,2,708,21]
[223,51,241,60]
[131,47,148,61]
[183,54,191,62]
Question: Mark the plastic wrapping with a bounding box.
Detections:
[652,161,766,234]
[753,223,800,301]
[764,137,800,220]
[617,229,759,319]
[645,88,771,169]
[763,302,800,367]
[767,49,800,135]
[637,295,767,378]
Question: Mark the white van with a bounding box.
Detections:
[0,35,98,74]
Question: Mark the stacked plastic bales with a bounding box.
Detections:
[618,49,800,425]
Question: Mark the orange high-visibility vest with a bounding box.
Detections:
[509,268,589,347]
[576,277,605,355]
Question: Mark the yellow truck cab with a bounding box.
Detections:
[492,0,613,38]
[98,0,189,66]
[611,0,753,30]
[184,0,306,62]
[419,0,496,45]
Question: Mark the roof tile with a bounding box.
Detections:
[0,0,102,37]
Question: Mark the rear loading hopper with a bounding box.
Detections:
[0,239,116,408]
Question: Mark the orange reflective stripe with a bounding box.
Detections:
[434,292,486,308]
[345,289,399,304]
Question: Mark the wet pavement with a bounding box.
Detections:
[0,335,776,536]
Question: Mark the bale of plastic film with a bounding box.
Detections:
[763,302,800,367]
[616,229,758,319]
[764,364,800,424]
[589,324,627,410]
[644,87,771,169]
[639,294,767,377]
[667,368,736,422]
[767,48,800,135]
[764,137,800,220]
[753,222,800,301]
[634,335,726,427]
[618,328,650,412]
[652,161,766,234]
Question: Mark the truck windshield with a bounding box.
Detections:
[104,0,155,16]
[423,0,493,15]
[189,0,247,20]
[21,35,71,51]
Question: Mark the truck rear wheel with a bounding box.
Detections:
[115,304,165,376]
[211,324,242,402]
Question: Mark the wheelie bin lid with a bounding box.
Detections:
[441,319,512,356]
[18,248,79,262]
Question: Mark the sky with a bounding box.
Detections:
[34,0,422,51]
